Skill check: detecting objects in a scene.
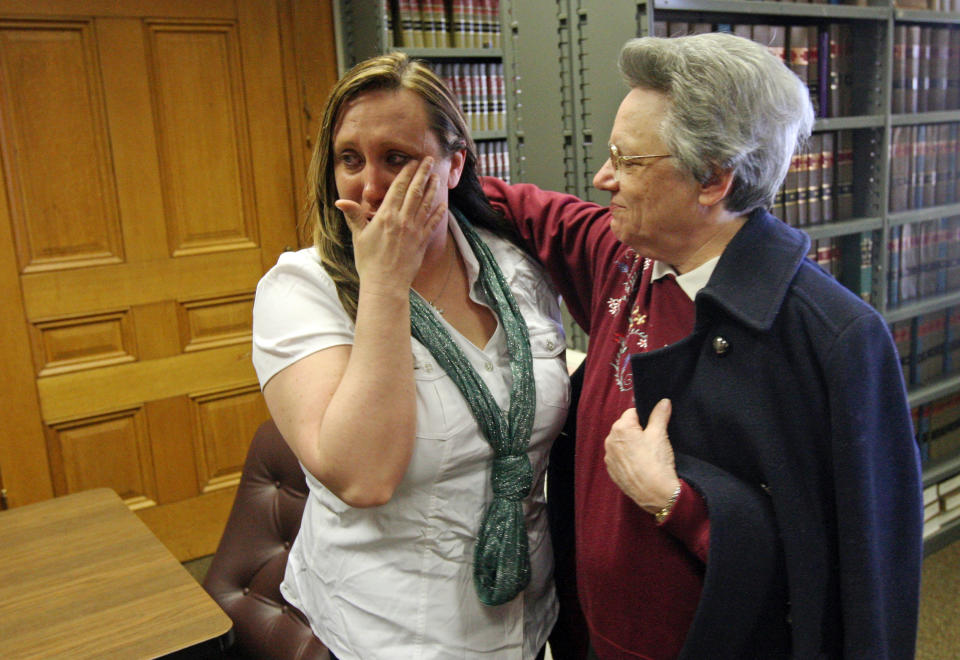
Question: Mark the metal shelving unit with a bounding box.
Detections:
[335,0,960,554]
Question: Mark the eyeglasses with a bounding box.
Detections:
[608,144,672,175]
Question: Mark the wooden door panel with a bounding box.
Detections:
[21,249,263,318]
[0,20,124,272]
[46,408,158,509]
[148,21,258,256]
[194,385,269,493]
[30,310,137,376]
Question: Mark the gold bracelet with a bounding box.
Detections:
[654,483,682,524]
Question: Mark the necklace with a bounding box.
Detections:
[422,235,456,314]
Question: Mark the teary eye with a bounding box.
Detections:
[337,151,362,170]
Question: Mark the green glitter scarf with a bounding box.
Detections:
[409,208,536,607]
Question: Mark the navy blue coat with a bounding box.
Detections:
[629,209,923,659]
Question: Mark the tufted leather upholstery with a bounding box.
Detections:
[203,419,329,660]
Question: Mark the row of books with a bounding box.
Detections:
[808,232,876,305]
[432,62,505,133]
[889,123,960,214]
[655,22,856,118]
[888,216,960,307]
[892,304,960,390]
[923,472,960,540]
[915,390,960,465]
[892,24,960,114]
[775,131,854,228]
[765,0,960,9]
[897,0,960,10]
[390,0,500,50]
[475,140,510,181]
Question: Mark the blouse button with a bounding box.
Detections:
[712,335,730,356]
[424,363,434,373]
[546,340,556,351]
[484,362,494,372]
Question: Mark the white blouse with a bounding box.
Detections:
[251,221,570,660]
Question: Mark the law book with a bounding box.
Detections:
[782,151,802,226]
[857,233,875,304]
[948,28,960,109]
[667,22,690,38]
[490,0,502,49]
[493,62,505,132]
[948,305,960,376]
[788,26,810,100]
[934,124,952,205]
[732,23,752,41]
[918,26,933,113]
[828,23,853,117]
[806,26,821,115]
[888,224,902,307]
[796,139,810,226]
[806,133,823,225]
[922,125,937,209]
[836,131,854,220]
[653,21,668,38]
[912,125,927,210]
[474,62,488,131]
[469,0,484,48]
[947,216,960,293]
[892,24,908,114]
[420,0,436,48]
[917,310,947,385]
[916,404,931,464]
[767,25,787,64]
[900,221,921,304]
[820,132,835,224]
[892,318,914,384]
[918,218,944,298]
[889,125,912,213]
[905,25,922,114]
[927,393,960,462]
[931,27,950,111]
[817,27,830,117]
[451,0,470,48]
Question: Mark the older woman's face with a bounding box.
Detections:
[332,88,463,222]
[592,88,704,268]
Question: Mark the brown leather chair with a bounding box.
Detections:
[202,419,329,660]
[203,415,586,660]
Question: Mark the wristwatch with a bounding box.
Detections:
[654,483,682,524]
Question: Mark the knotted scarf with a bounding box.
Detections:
[409,209,536,606]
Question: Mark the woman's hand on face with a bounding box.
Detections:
[335,157,447,293]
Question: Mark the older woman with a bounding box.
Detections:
[483,32,922,659]
[252,53,569,659]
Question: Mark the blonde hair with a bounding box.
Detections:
[306,52,507,320]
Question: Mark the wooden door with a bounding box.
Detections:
[0,0,336,560]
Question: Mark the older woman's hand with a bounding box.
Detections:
[604,399,681,514]
[335,157,447,293]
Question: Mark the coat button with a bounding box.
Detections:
[712,335,730,355]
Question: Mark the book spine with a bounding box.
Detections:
[807,133,822,225]
[931,27,950,111]
[820,132,835,224]
[836,131,854,220]
[893,25,907,114]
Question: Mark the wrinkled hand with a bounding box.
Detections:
[604,398,681,514]
[335,157,447,293]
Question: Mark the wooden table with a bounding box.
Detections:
[0,488,233,659]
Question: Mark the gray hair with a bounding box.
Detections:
[618,32,814,214]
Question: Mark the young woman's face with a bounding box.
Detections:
[332,88,463,223]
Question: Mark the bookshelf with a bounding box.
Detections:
[334,0,513,182]
[333,0,960,553]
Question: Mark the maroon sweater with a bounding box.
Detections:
[484,179,710,659]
